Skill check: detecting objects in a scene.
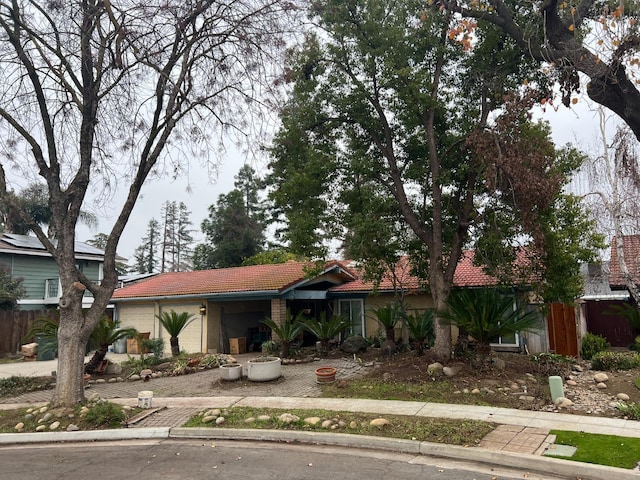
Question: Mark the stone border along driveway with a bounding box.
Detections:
[0,355,370,405]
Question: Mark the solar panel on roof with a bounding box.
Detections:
[2,233,104,255]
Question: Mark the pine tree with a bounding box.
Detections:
[132,219,160,274]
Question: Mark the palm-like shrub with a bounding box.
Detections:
[440,289,540,356]
[404,309,435,356]
[23,311,60,358]
[370,303,403,343]
[261,310,304,358]
[300,312,350,356]
[156,310,195,356]
[85,317,138,373]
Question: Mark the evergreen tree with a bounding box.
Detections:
[193,166,265,269]
[160,201,193,272]
[86,233,128,275]
[132,219,160,274]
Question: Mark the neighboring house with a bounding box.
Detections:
[578,236,639,347]
[0,233,107,310]
[111,253,550,355]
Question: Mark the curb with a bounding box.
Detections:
[170,427,639,480]
[0,426,638,479]
[0,427,169,444]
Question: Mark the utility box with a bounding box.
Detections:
[229,337,246,355]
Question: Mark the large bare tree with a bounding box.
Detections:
[0,0,298,406]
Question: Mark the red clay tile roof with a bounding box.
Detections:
[609,235,640,288]
[329,252,498,293]
[112,261,339,299]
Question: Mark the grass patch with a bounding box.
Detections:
[0,401,140,433]
[635,376,640,390]
[0,375,54,397]
[320,377,527,408]
[184,406,494,445]
[551,430,640,469]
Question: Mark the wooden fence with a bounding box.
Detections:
[0,309,56,356]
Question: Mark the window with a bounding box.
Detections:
[339,299,365,336]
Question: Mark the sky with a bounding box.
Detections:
[71,95,610,267]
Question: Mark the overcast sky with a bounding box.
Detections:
[72,97,608,266]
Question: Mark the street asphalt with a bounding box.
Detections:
[0,352,639,479]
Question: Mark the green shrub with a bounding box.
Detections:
[141,338,164,360]
[615,402,640,420]
[580,332,610,360]
[630,336,640,352]
[83,401,126,428]
[591,351,640,370]
[530,352,573,378]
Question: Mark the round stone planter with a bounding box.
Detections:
[315,366,337,384]
[247,356,282,382]
[220,363,243,381]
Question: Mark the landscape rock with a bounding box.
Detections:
[257,415,271,422]
[278,413,300,424]
[594,373,609,383]
[14,422,24,431]
[572,364,584,372]
[66,424,79,431]
[565,380,577,386]
[596,382,608,389]
[304,417,321,426]
[49,421,60,430]
[427,362,443,375]
[35,425,46,432]
[215,417,225,425]
[321,419,334,428]
[491,358,506,370]
[443,365,462,377]
[554,397,574,408]
[340,335,367,354]
[617,393,630,401]
[370,418,390,428]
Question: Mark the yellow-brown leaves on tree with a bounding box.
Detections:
[571,97,578,104]
[568,24,575,31]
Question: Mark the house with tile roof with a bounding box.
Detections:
[578,236,638,347]
[111,253,550,355]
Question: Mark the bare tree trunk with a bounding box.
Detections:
[51,311,92,406]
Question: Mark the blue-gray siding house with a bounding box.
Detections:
[0,233,106,310]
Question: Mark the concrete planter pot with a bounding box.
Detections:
[247,356,282,382]
[219,363,243,381]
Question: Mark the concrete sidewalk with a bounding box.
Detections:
[1,355,639,479]
[1,395,639,479]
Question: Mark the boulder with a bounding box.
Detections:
[491,357,506,370]
[427,362,443,375]
[340,335,367,354]
[443,365,462,377]
[594,373,609,383]
[554,396,574,408]
[370,418,390,428]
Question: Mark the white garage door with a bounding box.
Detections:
[117,304,156,336]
